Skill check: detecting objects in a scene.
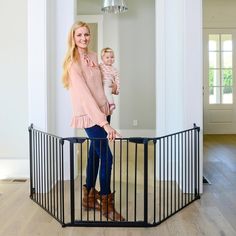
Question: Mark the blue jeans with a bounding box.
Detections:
[85,124,113,195]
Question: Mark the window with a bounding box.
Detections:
[208,34,233,104]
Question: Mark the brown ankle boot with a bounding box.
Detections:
[101,192,125,221]
[82,185,101,210]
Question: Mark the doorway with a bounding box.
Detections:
[203,29,236,134]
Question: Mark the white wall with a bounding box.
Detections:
[118,0,156,135]
[77,0,156,137]
[203,0,236,28]
[0,1,28,178]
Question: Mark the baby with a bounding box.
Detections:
[99,48,120,113]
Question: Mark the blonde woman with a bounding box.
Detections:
[62,21,124,221]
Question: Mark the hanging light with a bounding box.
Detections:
[101,0,128,14]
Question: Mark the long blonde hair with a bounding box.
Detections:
[62,21,90,89]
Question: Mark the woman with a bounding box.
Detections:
[62,21,124,221]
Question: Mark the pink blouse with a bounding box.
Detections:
[68,51,109,128]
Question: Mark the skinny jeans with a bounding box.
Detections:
[85,117,112,195]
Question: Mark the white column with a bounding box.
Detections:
[156,0,202,135]
[155,0,203,193]
[28,0,76,181]
[28,0,48,130]
[53,0,77,137]
[28,0,76,136]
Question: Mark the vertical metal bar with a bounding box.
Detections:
[191,130,193,201]
[33,130,36,200]
[94,140,96,221]
[134,143,137,221]
[188,131,190,204]
[56,138,59,219]
[43,133,46,208]
[69,142,75,224]
[45,134,48,211]
[61,140,65,224]
[59,138,63,223]
[120,139,123,222]
[52,137,56,216]
[143,139,148,224]
[99,140,102,222]
[159,138,162,221]
[113,140,116,192]
[194,127,197,197]
[113,140,116,221]
[125,140,128,221]
[35,131,39,203]
[49,136,53,213]
[185,132,187,206]
[174,135,177,211]
[178,133,180,210]
[80,142,83,221]
[87,139,90,221]
[29,125,33,198]
[106,139,109,222]
[181,132,184,208]
[41,132,44,206]
[170,135,173,215]
[197,127,200,198]
[39,132,42,205]
[153,140,156,223]
[163,137,165,219]
[167,136,169,216]
[47,135,50,212]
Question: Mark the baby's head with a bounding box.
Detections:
[101,47,115,66]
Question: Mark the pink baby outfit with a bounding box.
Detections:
[99,63,120,112]
[68,51,110,128]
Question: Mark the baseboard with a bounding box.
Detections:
[117,129,156,138]
[0,159,29,179]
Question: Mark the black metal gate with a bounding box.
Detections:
[28,124,200,227]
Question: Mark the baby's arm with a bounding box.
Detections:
[113,68,120,95]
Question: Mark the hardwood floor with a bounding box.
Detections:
[0,135,236,236]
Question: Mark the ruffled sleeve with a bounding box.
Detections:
[68,62,108,128]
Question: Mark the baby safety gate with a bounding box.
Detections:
[28,124,200,227]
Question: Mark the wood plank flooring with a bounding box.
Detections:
[0,135,236,236]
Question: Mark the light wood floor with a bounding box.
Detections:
[0,135,236,236]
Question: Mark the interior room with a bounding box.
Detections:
[0,0,235,235]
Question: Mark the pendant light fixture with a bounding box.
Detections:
[101,0,128,14]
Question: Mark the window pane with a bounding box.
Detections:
[209,52,220,68]
[209,34,219,51]
[209,69,220,86]
[222,69,233,86]
[222,52,232,68]
[209,87,220,104]
[222,87,233,104]
[221,34,232,51]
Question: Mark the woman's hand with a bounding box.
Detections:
[103,124,121,141]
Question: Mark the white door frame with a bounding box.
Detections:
[203,28,236,134]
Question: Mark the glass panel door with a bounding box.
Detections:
[208,34,233,104]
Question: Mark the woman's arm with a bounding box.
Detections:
[103,123,121,140]
[69,62,108,128]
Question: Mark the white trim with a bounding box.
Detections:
[155,0,166,136]
[0,159,29,179]
[118,129,156,138]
